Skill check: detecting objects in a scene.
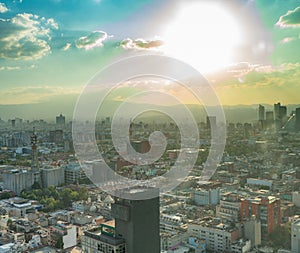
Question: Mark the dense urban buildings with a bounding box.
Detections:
[0,102,300,252]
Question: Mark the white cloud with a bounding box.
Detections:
[62,43,71,51]
[28,64,37,69]
[0,66,21,71]
[121,38,163,51]
[280,37,294,44]
[47,18,59,30]
[0,13,59,60]
[276,6,300,28]
[0,86,81,104]
[75,31,108,50]
[0,2,8,13]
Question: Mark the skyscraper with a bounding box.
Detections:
[56,113,66,126]
[265,111,274,129]
[206,116,217,131]
[258,104,265,121]
[296,107,300,131]
[279,105,287,121]
[274,102,287,129]
[111,187,160,253]
[258,104,265,129]
[274,102,281,121]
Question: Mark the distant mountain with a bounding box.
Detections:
[0,94,299,124]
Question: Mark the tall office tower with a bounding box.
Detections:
[274,102,287,129]
[292,219,300,253]
[111,187,160,253]
[296,107,300,131]
[258,104,265,121]
[206,116,217,131]
[250,196,281,242]
[56,113,66,126]
[279,105,287,121]
[274,102,281,120]
[258,105,265,129]
[265,111,274,129]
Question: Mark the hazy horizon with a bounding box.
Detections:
[1,98,299,123]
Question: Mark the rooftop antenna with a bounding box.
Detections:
[31,127,39,170]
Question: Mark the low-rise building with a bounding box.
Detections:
[188,218,240,252]
[82,220,126,253]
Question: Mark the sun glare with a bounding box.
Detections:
[162,2,243,73]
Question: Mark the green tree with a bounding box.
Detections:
[31,181,41,190]
[78,188,88,201]
[0,192,11,200]
[7,219,13,230]
[269,224,291,250]
[55,236,64,249]
[60,188,73,207]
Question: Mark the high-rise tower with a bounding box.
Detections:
[258,105,265,129]
[274,102,287,129]
[258,104,265,121]
[111,187,160,253]
[296,107,300,132]
[56,113,66,126]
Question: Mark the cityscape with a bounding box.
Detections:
[0,104,300,253]
[1,0,300,253]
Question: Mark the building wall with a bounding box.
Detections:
[41,167,65,188]
[291,219,300,253]
[188,223,239,252]
[296,108,300,131]
[292,192,300,207]
[250,197,281,241]
[112,192,160,253]
[194,188,220,206]
[82,232,125,253]
[64,165,87,184]
[63,225,77,250]
[244,217,261,247]
[3,170,36,195]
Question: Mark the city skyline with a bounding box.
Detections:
[0,0,300,110]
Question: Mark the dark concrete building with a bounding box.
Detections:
[296,107,300,131]
[111,187,160,253]
[56,113,65,126]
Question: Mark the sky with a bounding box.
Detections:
[1,0,300,118]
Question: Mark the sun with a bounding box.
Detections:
[162,1,243,73]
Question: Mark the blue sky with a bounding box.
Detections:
[1,0,300,110]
